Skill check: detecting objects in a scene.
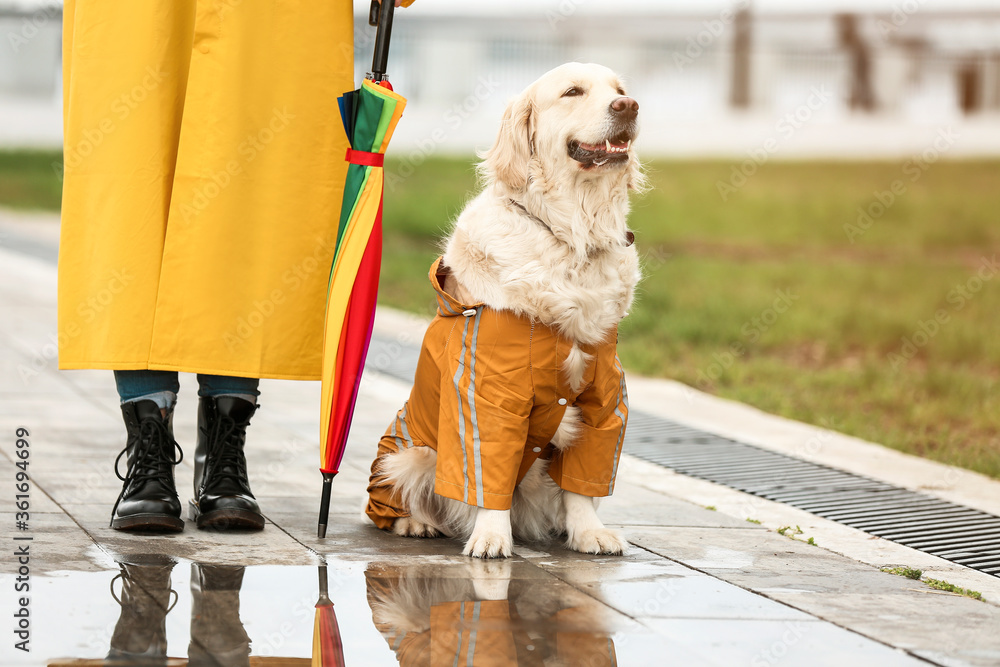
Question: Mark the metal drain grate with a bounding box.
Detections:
[367,335,1000,578]
[624,411,1000,577]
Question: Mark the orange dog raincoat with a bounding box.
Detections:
[366,259,629,528]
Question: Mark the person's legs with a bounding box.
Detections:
[196,374,259,403]
[111,371,184,532]
[190,375,264,531]
[114,370,181,410]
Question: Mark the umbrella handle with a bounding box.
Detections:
[317,472,336,538]
[369,0,395,83]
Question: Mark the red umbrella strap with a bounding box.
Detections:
[345,148,384,167]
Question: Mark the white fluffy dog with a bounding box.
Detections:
[367,62,644,558]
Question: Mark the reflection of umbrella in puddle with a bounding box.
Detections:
[364,561,618,666]
[312,563,347,667]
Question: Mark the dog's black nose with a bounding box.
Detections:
[610,96,639,118]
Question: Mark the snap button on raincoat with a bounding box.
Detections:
[58,1,354,379]
[367,258,629,527]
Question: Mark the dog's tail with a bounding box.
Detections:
[551,406,581,452]
[378,447,479,538]
[511,459,564,541]
[562,343,592,393]
[377,447,443,529]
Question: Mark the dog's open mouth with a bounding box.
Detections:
[568,134,632,169]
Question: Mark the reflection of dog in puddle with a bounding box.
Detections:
[366,559,618,666]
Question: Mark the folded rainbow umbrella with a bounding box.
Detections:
[317,0,405,538]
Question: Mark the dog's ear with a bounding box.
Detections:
[478,92,534,192]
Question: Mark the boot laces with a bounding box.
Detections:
[110,568,179,612]
[111,416,183,518]
[200,415,251,494]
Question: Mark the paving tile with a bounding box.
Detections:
[641,618,927,667]
[628,526,946,593]
[0,511,103,575]
[58,503,317,567]
[628,526,1000,667]
[258,492,367,518]
[537,557,813,621]
[600,482,753,528]
[275,509,468,561]
[0,454,62,513]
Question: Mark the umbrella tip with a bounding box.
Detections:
[318,523,328,539]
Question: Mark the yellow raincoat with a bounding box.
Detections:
[58,1,357,379]
[367,259,629,526]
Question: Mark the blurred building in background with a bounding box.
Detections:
[0,1,60,148]
[2,0,999,156]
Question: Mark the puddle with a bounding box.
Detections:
[0,553,928,666]
[1,557,634,666]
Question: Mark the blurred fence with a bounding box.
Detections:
[0,4,60,99]
[3,4,999,154]
[354,10,1000,122]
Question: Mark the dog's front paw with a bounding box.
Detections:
[567,528,628,555]
[391,516,441,538]
[464,508,512,558]
[463,530,513,559]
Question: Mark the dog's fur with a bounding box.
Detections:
[374,63,643,558]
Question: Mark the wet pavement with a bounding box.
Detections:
[2,218,1000,666]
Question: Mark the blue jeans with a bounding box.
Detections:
[114,370,260,403]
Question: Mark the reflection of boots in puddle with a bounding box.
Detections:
[187,563,252,667]
[105,557,177,666]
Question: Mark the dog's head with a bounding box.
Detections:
[480,62,643,194]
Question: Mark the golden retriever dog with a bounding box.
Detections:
[366,62,644,558]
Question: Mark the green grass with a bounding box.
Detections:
[881,567,984,600]
[0,150,63,211]
[378,157,1000,480]
[923,577,984,601]
[6,152,999,479]
[881,566,924,580]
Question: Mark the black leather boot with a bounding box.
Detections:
[190,396,265,530]
[111,400,184,532]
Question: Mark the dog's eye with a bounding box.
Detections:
[617,87,626,95]
[562,87,583,98]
